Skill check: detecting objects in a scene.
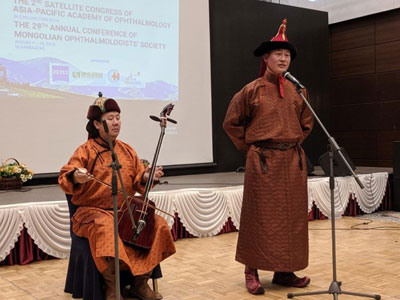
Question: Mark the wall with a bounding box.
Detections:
[329,8,400,167]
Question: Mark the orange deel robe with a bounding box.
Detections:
[59,137,176,275]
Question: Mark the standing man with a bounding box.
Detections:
[59,95,176,300]
[223,19,314,295]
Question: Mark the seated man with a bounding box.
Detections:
[59,95,176,300]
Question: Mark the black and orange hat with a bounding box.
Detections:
[253,18,297,60]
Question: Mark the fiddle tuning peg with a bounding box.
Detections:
[98,91,103,97]
[167,117,177,124]
[150,115,161,122]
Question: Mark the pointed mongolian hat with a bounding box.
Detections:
[253,18,297,59]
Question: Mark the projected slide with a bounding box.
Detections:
[0,0,178,100]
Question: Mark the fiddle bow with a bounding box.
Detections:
[74,168,174,219]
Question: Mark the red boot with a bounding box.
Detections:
[272,272,310,288]
[244,266,265,295]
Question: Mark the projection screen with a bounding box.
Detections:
[0,0,213,174]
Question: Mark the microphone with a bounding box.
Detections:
[282,72,305,89]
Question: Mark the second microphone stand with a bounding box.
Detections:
[286,82,380,300]
[110,155,121,300]
[102,120,127,300]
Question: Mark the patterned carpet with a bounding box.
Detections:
[357,210,400,224]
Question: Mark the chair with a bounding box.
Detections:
[64,194,162,300]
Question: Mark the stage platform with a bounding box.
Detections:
[0,167,393,264]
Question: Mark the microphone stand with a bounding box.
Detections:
[287,83,380,300]
[102,120,123,300]
[110,154,121,300]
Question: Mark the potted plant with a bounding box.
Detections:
[0,158,34,190]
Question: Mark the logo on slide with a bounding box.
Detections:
[51,65,69,82]
[107,69,120,82]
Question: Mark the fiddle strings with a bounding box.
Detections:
[138,118,166,222]
[138,163,158,222]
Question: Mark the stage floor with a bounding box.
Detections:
[1,216,400,300]
[0,166,392,206]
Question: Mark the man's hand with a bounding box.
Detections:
[73,167,92,184]
[142,165,164,184]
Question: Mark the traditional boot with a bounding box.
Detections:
[129,272,163,300]
[272,272,310,288]
[102,260,124,300]
[244,265,265,295]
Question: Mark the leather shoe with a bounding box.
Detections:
[244,266,265,295]
[272,272,310,288]
[128,272,162,300]
[102,260,124,300]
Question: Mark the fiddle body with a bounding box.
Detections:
[118,196,156,250]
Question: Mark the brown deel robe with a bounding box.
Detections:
[223,71,314,271]
[59,138,176,275]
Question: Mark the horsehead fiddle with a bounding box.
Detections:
[117,103,177,250]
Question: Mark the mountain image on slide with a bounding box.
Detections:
[0,57,178,101]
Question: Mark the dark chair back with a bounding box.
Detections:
[65,194,76,236]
